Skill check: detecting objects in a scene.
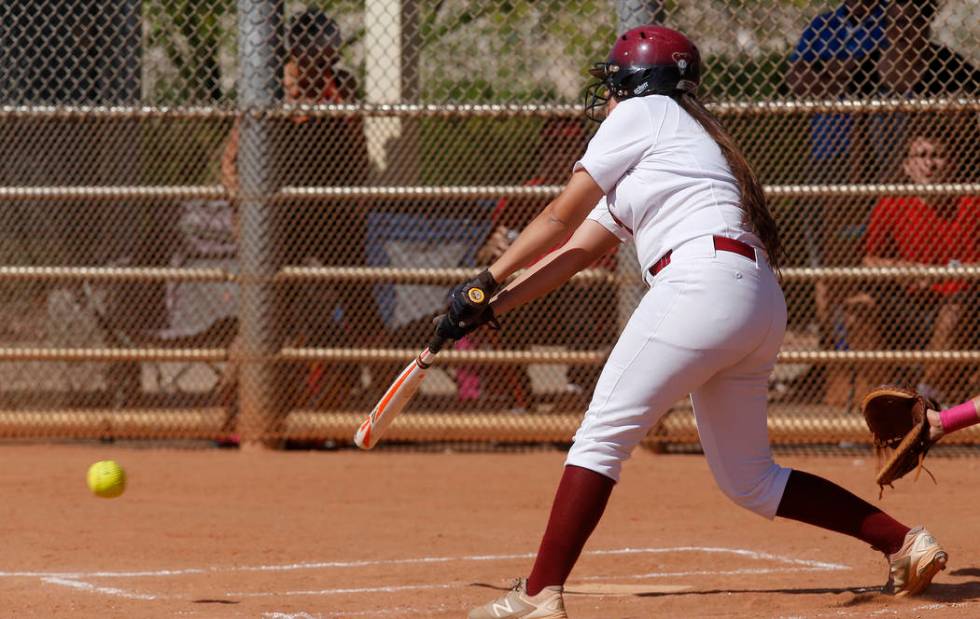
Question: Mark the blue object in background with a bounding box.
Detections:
[366,208,492,329]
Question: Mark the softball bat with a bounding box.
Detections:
[354,335,446,449]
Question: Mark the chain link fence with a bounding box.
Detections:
[0,0,978,446]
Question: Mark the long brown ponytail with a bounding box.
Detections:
[671,92,782,273]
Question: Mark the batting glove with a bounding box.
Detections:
[433,306,499,342]
[447,269,499,325]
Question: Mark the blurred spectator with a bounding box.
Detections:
[220,8,385,411]
[785,0,887,398]
[279,9,387,409]
[877,0,979,98]
[870,0,980,180]
[787,0,885,180]
[461,119,618,411]
[833,121,979,406]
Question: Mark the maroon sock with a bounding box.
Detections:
[776,470,910,555]
[525,465,615,596]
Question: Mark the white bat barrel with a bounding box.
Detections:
[354,348,438,449]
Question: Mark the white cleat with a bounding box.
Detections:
[468,578,568,619]
[888,526,948,597]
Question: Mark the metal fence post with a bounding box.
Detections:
[617,0,665,32]
[237,0,283,444]
[614,1,665,329]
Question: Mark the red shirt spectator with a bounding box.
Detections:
[865,195,980,296]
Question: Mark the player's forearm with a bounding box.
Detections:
[491,246,593,316]
[488,206,574,282]
[491,220,620,316]
[936,396,980,437]
[488,169,605,283]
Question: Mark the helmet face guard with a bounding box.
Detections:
[583,25,701,122]
[584,64,613,123]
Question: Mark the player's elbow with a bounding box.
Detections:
[543,203,573,232]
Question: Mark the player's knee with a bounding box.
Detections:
[564,439,627,483]
[718,463,791,519]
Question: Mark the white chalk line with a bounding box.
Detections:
[224,549,849,599]
[231,583,460,598]
[42,577,158,601]
[10,546,851,607]
[0,545,847,580]
[264,611,430,619]
[583,566,848,581]
[774,601,971,619]
[225,566,845,599]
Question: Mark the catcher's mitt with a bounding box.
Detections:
[861,385,941,496]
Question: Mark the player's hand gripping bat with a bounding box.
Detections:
[354,270,498,449]
[353,334,447,450]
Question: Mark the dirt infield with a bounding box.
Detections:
[1,444,978,618]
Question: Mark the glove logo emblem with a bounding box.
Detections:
[467,288,485,304]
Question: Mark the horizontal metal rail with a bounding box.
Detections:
[778,350,980,363]
[3,183,977,202]
[0,105,237,119]
[0,266,233,282]
[0,348,227,362]
[277,183,980,200]
[709,98,980,115]
[3,347,978,364]
[763,183,980,197]
[2,265,976,284]
[279,347,609,365]
[1,407,976,444]
[0,185,226,201]
[1,98,976,119]
[277,266,619,284]
[283,411,585,443]
[779,265,980,280]
[0,408,228,439]
[657,410,980,445]
[279,409,980,445]
[280,265,980,283]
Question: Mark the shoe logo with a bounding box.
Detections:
[915,534,936,551]
[491,599,515,616]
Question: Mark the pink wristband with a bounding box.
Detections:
[940,400,980,434]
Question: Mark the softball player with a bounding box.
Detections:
[434,26,949,618]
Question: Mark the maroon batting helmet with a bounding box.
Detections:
[585,25,701,121]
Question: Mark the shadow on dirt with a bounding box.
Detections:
[471,582,884,597]
[472,577,980,604]
[634,585,883,598]
[951,567,980,577]
[632,580,980,603]
[926,579,980,602]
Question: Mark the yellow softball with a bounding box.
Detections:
[86,460,126,498]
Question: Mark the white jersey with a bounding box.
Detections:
[567,97,789,518]
[576,95,762,283]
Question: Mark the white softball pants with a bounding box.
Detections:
[565,235,792,519]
